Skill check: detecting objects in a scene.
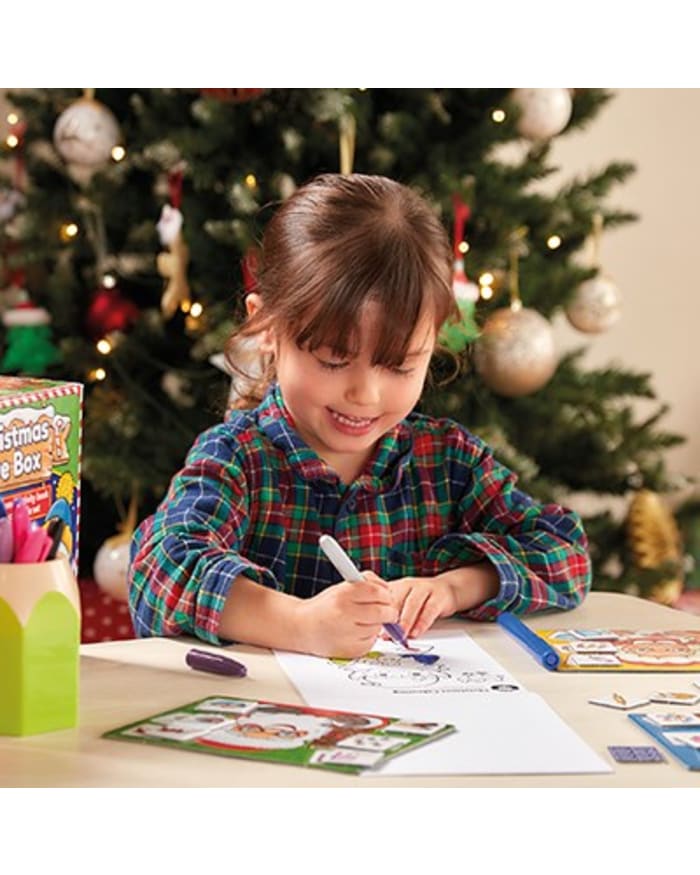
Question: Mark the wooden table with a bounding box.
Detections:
[2,592,700,787]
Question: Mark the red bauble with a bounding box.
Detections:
[85,286,140,339]
[200,88,264,103]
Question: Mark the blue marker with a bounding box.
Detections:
[497,611,560,671]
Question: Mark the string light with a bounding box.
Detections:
[180,300,191,314]
[479,271,495,301]
[6,112,19,125]
[491,109,506,123]
[458,241,470,255]
[89,367,107,382]
[244,173,257,189]
[102,273,117,289]
[5,133,19,149]
[111,145,126,162]
[96,339,112,355]
[547,234,562,250]
[189,302,203,318]
[59,222,79,242]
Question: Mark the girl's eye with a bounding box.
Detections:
[315,357,348,371]
[388,365,415,376]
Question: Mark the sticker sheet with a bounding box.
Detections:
[103,696,455,775]
[537,629,700,671]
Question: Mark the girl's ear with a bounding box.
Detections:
[245,293,276,355]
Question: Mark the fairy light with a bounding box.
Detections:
[89,367,107,382]
[60,222,79,242]
[244,173,257,189]
[111,145,126,162]
[458,241,470,255]
[102,273,117,289]
[180,299,191,314]
[547,234,562,250]
[5,133,19,149]
[6,112,19,125]
[479,272,494,287]
[480,285,494,300]
[491,109,506,123]
[96,339,112,355]
[189,302,203,318]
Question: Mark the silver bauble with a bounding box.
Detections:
[475,306,558,396]
[566,275,621,333]
[512,88,573,141]
[53,97,121,167]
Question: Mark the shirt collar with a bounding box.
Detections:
[256,382,413,491]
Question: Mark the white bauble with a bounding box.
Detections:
[566,275,621,333]
[53,97,121,167]
[512,88,572,141]
[93,532,131,602]
[474,306,558,396]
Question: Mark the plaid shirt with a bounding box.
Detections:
[129,383,591,644]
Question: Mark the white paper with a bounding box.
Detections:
[275,628,611,775]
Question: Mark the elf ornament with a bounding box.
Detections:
[566,214,621,333]
[474,228,557,396]
[0,300,61,374]
[53,92,121,182]
[157,167,191,319]
[441,195,479,353]
[511,88,573,141]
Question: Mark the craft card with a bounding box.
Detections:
[103,696,455,775]
[630,713,700,770]
[537,629,700,671]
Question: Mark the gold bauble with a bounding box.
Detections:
[474,306,558,397]
[626,489,684,605]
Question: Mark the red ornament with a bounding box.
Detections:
[200,89,264,103]
[85,286,140,339]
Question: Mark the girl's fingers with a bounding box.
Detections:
[400,588,431,638]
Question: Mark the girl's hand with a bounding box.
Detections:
[389,563,500,639]
[387,576,458,639]
[298,573,398,659]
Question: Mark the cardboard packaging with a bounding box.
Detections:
[0,376,83,573]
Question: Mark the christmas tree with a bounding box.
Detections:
[0,88,692,596]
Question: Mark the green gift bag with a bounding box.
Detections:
[0,557,81,735]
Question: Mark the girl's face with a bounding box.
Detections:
[254,299,436,483]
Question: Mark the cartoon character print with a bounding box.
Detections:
[198,705,389,752]
[613,631,700,666]
[341,651,452,689]
[51,415,71,464]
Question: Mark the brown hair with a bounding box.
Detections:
[225,173,459,407]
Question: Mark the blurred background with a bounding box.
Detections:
[0,88,697,628]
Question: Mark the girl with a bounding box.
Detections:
[128,173,591,658]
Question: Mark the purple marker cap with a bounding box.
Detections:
[185,648,247,677]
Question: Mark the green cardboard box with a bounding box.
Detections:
[0,376,83,572]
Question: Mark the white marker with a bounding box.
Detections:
[318,534,411,650]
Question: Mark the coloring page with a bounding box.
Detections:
[275,627,611,776]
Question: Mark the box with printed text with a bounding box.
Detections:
[0,376,83,573]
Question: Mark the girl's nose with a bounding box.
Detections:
[345,369,381,406]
